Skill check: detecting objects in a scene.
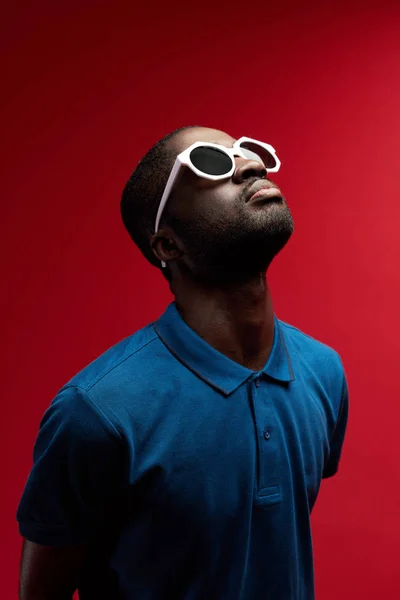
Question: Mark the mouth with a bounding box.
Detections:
[246,182,283,203]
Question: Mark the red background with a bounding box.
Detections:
[2,1,400,598]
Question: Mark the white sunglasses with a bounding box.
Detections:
[154,136,281,267]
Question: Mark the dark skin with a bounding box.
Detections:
[19,127,293,598]
[151,127,294,372]
[19,541,87,599]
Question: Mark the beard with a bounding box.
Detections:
[168,197,295,285]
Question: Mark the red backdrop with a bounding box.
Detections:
[2,1,400,598]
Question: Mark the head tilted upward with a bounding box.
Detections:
[121,126,294,287]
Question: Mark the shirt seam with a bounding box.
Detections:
[83,332,159,391]
[18,520,70,531]
[278,326,295,381]
[279,319,337,351]
[62,384,123,440]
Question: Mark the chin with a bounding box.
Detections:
[248,228,294,272]
[183,213,294,282]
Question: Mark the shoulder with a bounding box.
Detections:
[64,322,160,393]
[278,318,345,387]
[49,322,166,428]
[279,319,343,365]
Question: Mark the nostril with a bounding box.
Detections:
[242,167,264,180]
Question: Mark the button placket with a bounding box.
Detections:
[250,375,280,496]
[264,428,271,440]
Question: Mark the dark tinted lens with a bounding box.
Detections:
[239,141,277,169]
[189,146,233,176]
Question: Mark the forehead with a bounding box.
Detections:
[171,127,236,154]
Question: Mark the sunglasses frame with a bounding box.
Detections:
[154,136,281,267]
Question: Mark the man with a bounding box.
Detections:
[17,126,349,600]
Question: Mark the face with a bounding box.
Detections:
[154,127,294,283]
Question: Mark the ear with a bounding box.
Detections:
[150,231,183,265]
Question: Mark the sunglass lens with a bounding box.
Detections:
[189,147,232,176]
[239,141,277,169]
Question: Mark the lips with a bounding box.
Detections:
[246,181,282,203]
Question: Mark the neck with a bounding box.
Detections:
[172,271,275,372]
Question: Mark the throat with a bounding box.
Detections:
[173,273,275,371]
[215,332,274,372]
[175,291,275,372]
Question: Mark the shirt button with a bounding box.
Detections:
[264,428,271,440]
[255,377,261,387]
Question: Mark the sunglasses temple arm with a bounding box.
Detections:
[154,158,182,268]
[154,159,182,233]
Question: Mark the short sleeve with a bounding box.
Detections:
[323,372,349,479]
[17,385,126,546]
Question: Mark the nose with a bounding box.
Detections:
[232,156,267,183]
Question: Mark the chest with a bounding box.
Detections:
[128,374,334,519]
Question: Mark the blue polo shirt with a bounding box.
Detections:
[17,302,348,600]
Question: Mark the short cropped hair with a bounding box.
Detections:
[120,126,197,280]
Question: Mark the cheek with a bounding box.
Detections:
[195,186,241,220]
[169,179,241,229]
[192,199,239,230]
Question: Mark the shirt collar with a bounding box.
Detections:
[154,302,295,396]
